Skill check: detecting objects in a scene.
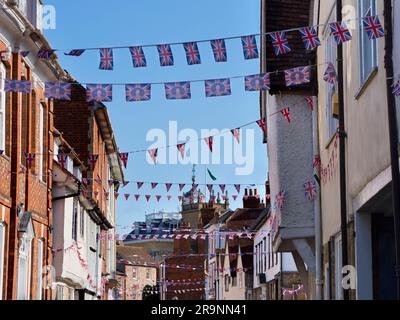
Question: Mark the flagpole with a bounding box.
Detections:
[205,165,207,202]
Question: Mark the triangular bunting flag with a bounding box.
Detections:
[231,128,240,144]
[177,143,186,159]
[148,148,158,164]
[165,183,172,192]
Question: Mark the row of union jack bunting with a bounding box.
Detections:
[4,65,318,101]
[2,15,384,69]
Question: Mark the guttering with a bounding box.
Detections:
[336,0,350,301]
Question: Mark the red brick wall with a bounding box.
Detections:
[2,50,53,300]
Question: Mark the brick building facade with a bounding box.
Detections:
[0,1,67,299]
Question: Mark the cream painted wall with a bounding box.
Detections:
[317,0,390,244]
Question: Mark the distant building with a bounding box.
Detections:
[217,189,268,300]
[123,211,181,258]
[116,245,159,300]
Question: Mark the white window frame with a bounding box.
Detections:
[358,0,378,85]
[0,63,6,152]
[0,222,6,300]
[38,103,44,180]
[324,9,339,142]
[36,238,43,300]
[17,236,32,300]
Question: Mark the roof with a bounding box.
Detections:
[116,245,162,271]
[262,0,315,94]
[226,207,268,231]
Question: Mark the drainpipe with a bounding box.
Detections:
[313,0,323,301]
[312,94,323,300]
[383,0,400,300]
[336,0,350,301]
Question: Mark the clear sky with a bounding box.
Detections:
[44,0,268,233]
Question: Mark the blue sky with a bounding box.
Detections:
[44,0,267,233]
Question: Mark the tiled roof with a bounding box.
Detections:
[226,207,267,230]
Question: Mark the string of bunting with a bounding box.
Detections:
[3,62,319,102]
[2,14,384,71]
[282,285,305,297]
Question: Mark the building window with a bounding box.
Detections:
[38,103,44,180]
[224,275,230,292]
[359,0,378,84]
[17,237,32,300]
[0,63,6,153]
[132,267,137,279]
[72,197,78,242]
[36,239,44,300]
[132,288,137,300]
[56,285,64,300]
[0,222,5,300]
[146,268,150,280]
[80,207,85,238]
[324,10,339,141]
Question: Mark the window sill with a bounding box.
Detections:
[325,129,338,150]
[354,67,378,100]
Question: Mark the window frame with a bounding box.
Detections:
[36,238,44,300]
[72,197,78,242]
[0,222,5,300]
[38,102,44,180]
[0,63,6,152]
[358,0,378,87]
[324,8,339,142]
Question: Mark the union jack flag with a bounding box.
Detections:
[125,84,151,102]
[45,82,72,101]
[129,46,147,68]
[281,108,291,123]
[210,39,227,62]
[241,35,259,60]
[177,143,186,158]
[299,27,321,50]
[204,137,213,152]
[244,73,270,91]
[99,48,114,70]
[329,21,352,45]
[64,49,85,56]
[305,96,314,111]
[118,152,129,168]
[183,42,201,65]
[57,154,68,170]
[323,63,337,84]
[256,119,267,135]
[362,16,385,40]
[231,128,240,143]
[37,49,55,59]
[86,84,113,102]
[274,191,286,210]
[205,78,231,97]
[270,32,291,55]
[4,80,31,93]
[164,82,191,100]
[284,66,311,87]
[25,153,35,169]
[392,80,400,96]
[88,154,98,168]
[303,181,318,200]
[157,44,174,66]
[148,148,158,164]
